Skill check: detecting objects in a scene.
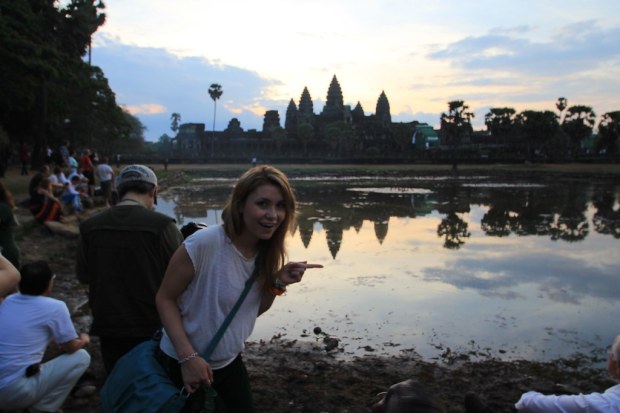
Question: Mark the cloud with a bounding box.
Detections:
[92,34,276,140]
[122,103,166,115]
[428,21,620,77]
[90,12,620,140]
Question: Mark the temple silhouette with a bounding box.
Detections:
[172,75,439,160]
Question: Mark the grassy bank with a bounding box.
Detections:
[157,162,620,175]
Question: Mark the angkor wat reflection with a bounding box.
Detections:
[160,176,620,258]
[157,175,620,361]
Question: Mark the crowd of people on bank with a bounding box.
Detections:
[22,142,117,226]
[1,162,619,412]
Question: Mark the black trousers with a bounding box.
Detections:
[157,349,254,413]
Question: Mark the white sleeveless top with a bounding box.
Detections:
[160,225,263,369]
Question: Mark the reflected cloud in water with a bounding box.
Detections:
[157,174,620,362]
[423,252,619,305]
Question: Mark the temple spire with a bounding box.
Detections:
[321,75,345,122]
[376,91,391,126]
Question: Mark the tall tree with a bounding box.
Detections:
[556,97,568,124]
[441,100,474,146]
[0,0,109,166]
[440,100,474,171]
[597,111,620,154]
[562,105,596,157]
[170,112,181,134]
[515,110,561,160]
[484,107,516,148]
[208,83,223,157]
[390,123,414,154]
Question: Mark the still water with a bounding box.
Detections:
[157,172,620,363]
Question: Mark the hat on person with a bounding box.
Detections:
[116,164,158,189]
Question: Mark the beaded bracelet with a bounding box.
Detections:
[274,278,287,291]
[178,352,199,364]
[271,278,287,296]
[270,287,286,296]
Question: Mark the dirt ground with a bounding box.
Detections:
[8,164,618,413]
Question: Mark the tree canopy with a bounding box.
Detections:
[0,0,144,166]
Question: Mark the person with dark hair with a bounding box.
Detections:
[76,164,183,372]
[67,149,78,175]
[95,156,115,207]
[156,165,323,412]
[61,174,84,214]
[58,140,70,166]
[372,379,447,413]
[49,165,69,196]
[28,165,51,200]
[30,177,64,224]
[79,149,95,196]
[180,221,208,239]
[0,261,91,412]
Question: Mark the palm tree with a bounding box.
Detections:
[208,84,223,158]
[556,97,568,124]
[170,113,181,134]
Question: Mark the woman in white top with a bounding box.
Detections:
[156,165,322,412]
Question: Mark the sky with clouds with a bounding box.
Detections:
[90,0,620,142]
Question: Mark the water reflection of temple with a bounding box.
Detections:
[165,179,620,258]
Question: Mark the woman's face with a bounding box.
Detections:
[240,183,286,242]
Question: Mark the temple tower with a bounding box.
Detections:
[298,87,314,125]
[321,75,345,123]
[262,110,281,137]
[285,99,298,137]
[352,102,365,124]
[375,91,391,127]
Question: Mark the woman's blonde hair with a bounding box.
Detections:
[222,165,296,290]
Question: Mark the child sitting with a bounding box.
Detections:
[61,175,84,213]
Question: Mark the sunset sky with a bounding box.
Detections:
[90,0,620,141]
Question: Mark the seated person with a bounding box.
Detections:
[372,379,446,413]
[67,169,90,196]
[48,166,69,196]
[61,175,84,213]
[0,261,91,412]
[30,177,63,223]
[465,334,620,412]
[28,165,51,200]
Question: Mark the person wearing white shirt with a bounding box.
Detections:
[49,166,68,196]
[0,261,91,412]
[513,334,620,412]
[61,175,84,213]
[465,334,620,413]
[95,157,115,207]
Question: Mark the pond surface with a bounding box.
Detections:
[158,172,620,363]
